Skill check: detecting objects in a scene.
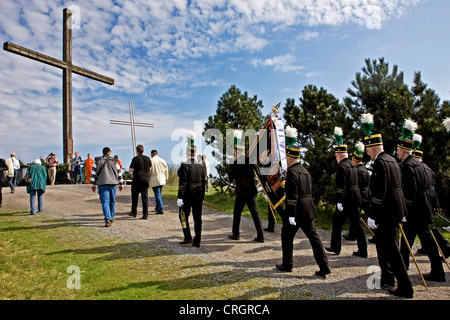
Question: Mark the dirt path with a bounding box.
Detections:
[2,184,449,300]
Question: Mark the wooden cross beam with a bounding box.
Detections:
[3,8,114,163]
[110,101,154,157]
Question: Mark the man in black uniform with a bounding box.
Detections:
[365,131,414,298]
[413,149,450,259]
[276,133,330,277]
[344,143,371,242]
[397,137,446,282]
[177,133,206,247]
[326,133,367,258]
[228,143,265,242]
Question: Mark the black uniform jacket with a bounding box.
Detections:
[177,158,206,200]
[228,161,258,197]
[356,164,370,213]
[369,152,407,226]
[401,156,435,225]
[285,162,315,222]
[422,161,440,210]
[335,158,362,207]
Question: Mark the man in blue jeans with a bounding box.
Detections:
[150,150,168,214]
[91,147,124,227]
[72,151,84,184]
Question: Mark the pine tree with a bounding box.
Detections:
[203,85,265,190]
[284,84,352,205]
[344,58,414,155]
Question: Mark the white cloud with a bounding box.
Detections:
[251,54,304,73]
[298,31,319,41]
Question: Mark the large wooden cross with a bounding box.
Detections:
[3,8,114,163]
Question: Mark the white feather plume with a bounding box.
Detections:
[186,130,196,141]
[361,113,374,124]
[285,125,298,138]
[443,117,450,132]
[233,129,243,139]
[412,134,422,143]
[403,119,418,133]
[355,141,365,153]
[334,127,343,136]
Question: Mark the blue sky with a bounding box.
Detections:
[0,0,449,173]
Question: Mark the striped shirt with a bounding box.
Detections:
[91,155,123,186]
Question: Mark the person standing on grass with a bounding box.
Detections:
[84,153,94,184]
[0,157,8,207]
[26,159,47,215]
[91,147,124,227]
[150,150,168,215]
[72,151,84,184]
[128,145,151,220]
[45,152,59,186]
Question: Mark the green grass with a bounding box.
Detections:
[0,208,308,300]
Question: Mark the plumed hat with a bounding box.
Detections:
[362,113,383,147]
[186,130,197,156]
[285,125,300,158]
[397,119,417,151]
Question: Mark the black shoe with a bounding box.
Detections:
[127,211,137,217]
[423,273,446,282]
[275,264,292,272]
[315,267,331,278]
[368,237,376,244]
[192,242,200,247]
[264,227,275,232]
[352,251,368,258]
[388,288,413,299]
[179,239,193,244]
[141,215,148,220]
[228,233,240,240]
[254,237,265,243]
[325,247,340,255]
[343,234,356,241]
[155,211,164,215]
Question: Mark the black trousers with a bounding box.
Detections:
[180,192,203,244]
[281,215,329,270]
[400,220,445,278]
[425,223,450,257]
[232,194,264,239]
[131,183,149,217]
[375,224,413,293]
[330,206,367,254]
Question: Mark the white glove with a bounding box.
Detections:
[402,216,407,223]
[367,217,377,230]
[337,203,344,212]
[289,217,296,226]
[177,199,184,207]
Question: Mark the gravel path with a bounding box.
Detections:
[3,184,449,300]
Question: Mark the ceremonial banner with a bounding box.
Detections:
[248,115,286,214]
